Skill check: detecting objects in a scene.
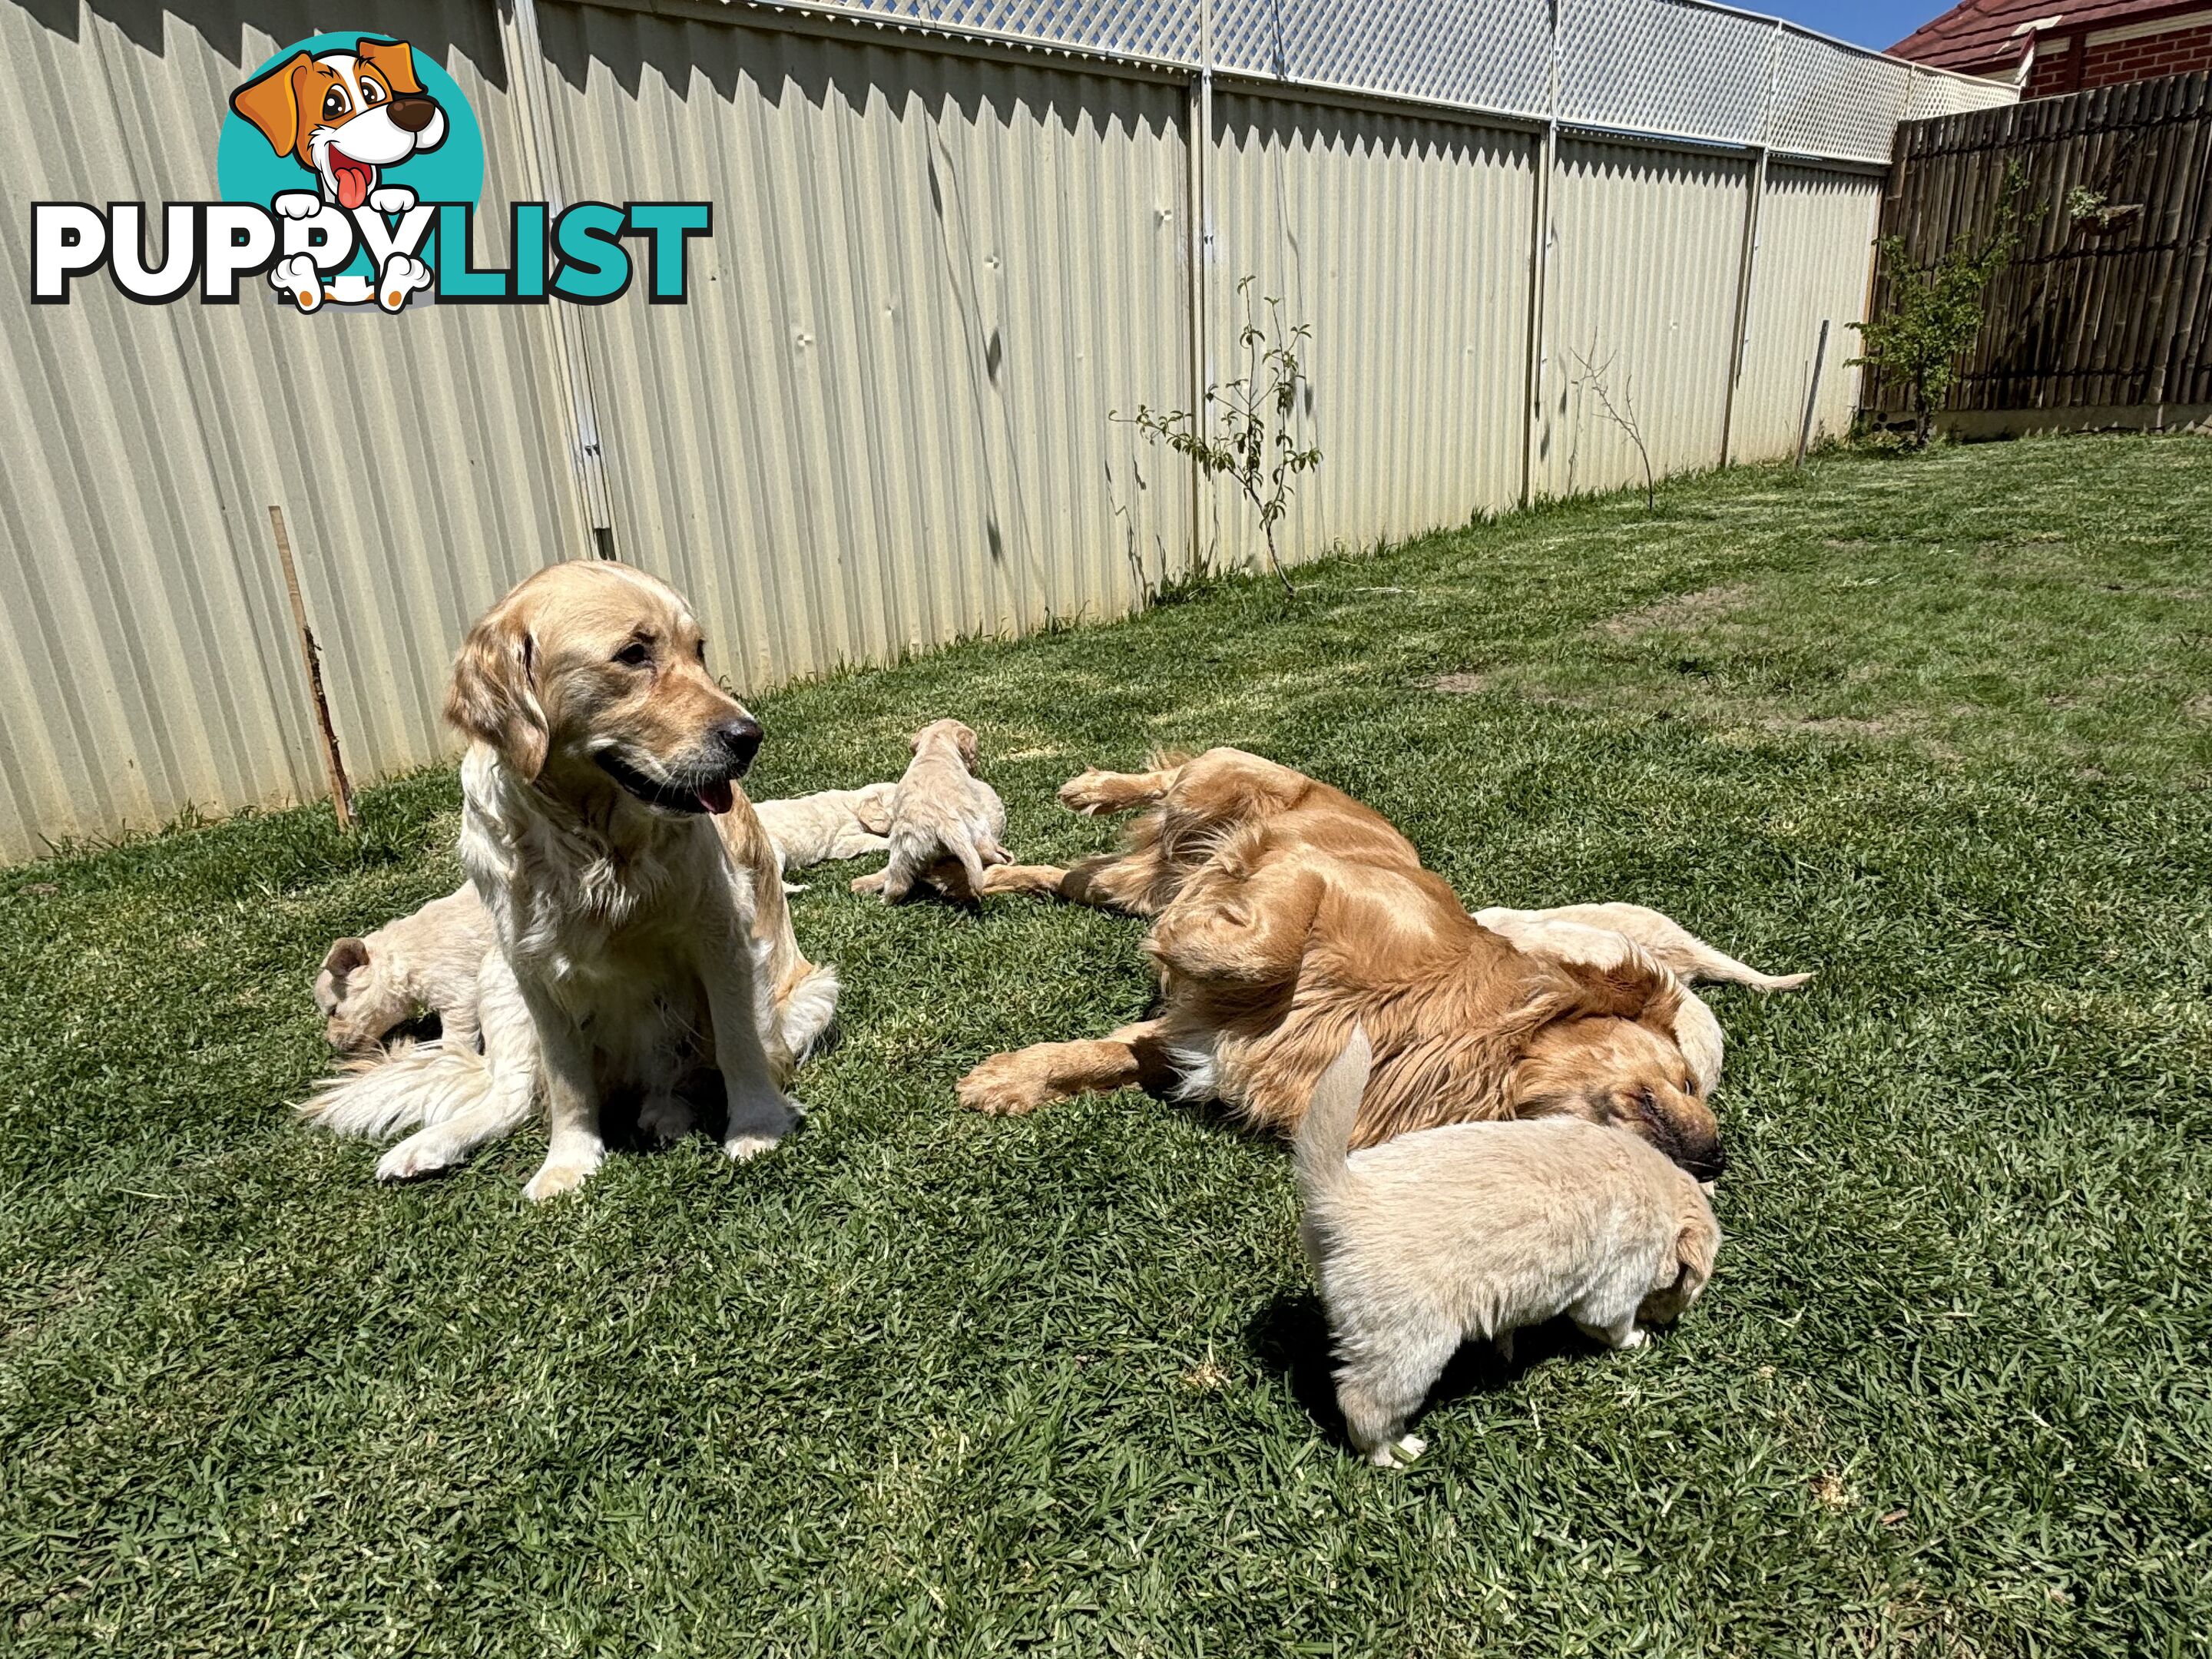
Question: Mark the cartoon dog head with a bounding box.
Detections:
[230,39,447,211]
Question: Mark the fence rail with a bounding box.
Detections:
[720,0,2015,162]
[1866,71,2212,430]
[0,0,2011,862]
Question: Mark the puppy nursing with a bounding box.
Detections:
[1296,1031,1721,1467]
[853,720,1010,902]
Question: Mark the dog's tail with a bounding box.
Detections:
[776,961,841,1066]
[297,1039,498,1141]
[1476,904,1813,992]
[1293,1027,1373,1202]
[1671,948,1813,994]
[939,826,990,902]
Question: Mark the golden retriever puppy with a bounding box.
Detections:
[851,719,1009,902]
[315,884,495,1055]
[756,783,896,873]
[1475,902,1812,993]
[297,561,833,1202]
[962,748,1726,1178]
[1296,1032,1720,1467]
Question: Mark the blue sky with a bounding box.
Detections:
[1752,0,1949,51]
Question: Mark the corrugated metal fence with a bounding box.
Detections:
[0,0,2012,861]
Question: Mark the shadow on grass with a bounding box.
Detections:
[1244,1289,1621,1449]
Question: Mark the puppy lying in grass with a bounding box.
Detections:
[315,885,495,1055]
[756,783,896,873]
[852,719,1010,902]
[1296,1030,1721,1469]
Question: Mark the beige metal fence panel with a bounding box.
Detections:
[531,5,1194,686]
[1538,139,1750,498]
[1204,94,1536,571]
[0,3,586,862]
[1730,163,1881,459]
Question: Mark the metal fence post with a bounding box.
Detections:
[501,0,622,559]
[1519,0,1561,508]
[1184,0,1214,576]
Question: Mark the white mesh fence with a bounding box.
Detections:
[737,0,2018,164]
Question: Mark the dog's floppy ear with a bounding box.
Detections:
[445,604,549,779]
[954,722,980,770]
[230,52,311,156]
[356,38,426,96]
[316,937,370,1015]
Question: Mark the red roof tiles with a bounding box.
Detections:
[1890,0,2212,74]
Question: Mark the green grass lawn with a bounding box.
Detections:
[5,434,2210,1655]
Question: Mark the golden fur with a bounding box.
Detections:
[961,748,1726,1178]
[301,561,834,1201]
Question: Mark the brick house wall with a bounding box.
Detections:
[2025,16,2212,96]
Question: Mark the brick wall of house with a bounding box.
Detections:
[2026,18,2212,96]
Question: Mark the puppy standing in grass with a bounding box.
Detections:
[1296,1031,1721,1468]
[852,720,1010,902]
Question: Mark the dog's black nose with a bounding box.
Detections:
[1689,1142,1728,1183]
[714,718,763,774]
[389,94,439,134]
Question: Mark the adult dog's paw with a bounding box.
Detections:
[272,191,324,220]
[376,253,432,313]
[1056,770,1122,815]
[270,253,326,312]
[724,1091,803,1161]
[523,1147,604,1203]
[367,184,418,215]
[957,1054,1051,1116]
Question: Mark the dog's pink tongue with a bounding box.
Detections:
[335,162,370,211]
[698,780,734,815]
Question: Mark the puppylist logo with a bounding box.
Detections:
[31,33,710,313]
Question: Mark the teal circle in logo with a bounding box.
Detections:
[217,32,484,264]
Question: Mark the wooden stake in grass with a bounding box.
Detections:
[1797,318,1830,470]
[267,504,355,831]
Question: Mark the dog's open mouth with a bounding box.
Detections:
[595,751,739,816]
[326,151,377,211]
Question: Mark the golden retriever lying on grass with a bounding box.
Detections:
[962,749,1807,1178]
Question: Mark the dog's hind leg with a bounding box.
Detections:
[1333,1324,1458,1469]
[1058,762,1187,817]
[958,1020,1167,1115]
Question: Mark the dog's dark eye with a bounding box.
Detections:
[614,642,653,668]
[359,78,386,104]
[322,87,350,120]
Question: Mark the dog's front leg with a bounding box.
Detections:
[698,929,804,1164]
[519,985,604,1203]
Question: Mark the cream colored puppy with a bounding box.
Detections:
[316,884,496,1055]
[852,719,1009,902]
[756,783,896,873]
[1473,902,1812,992]
[1296,1031,1721,1468]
